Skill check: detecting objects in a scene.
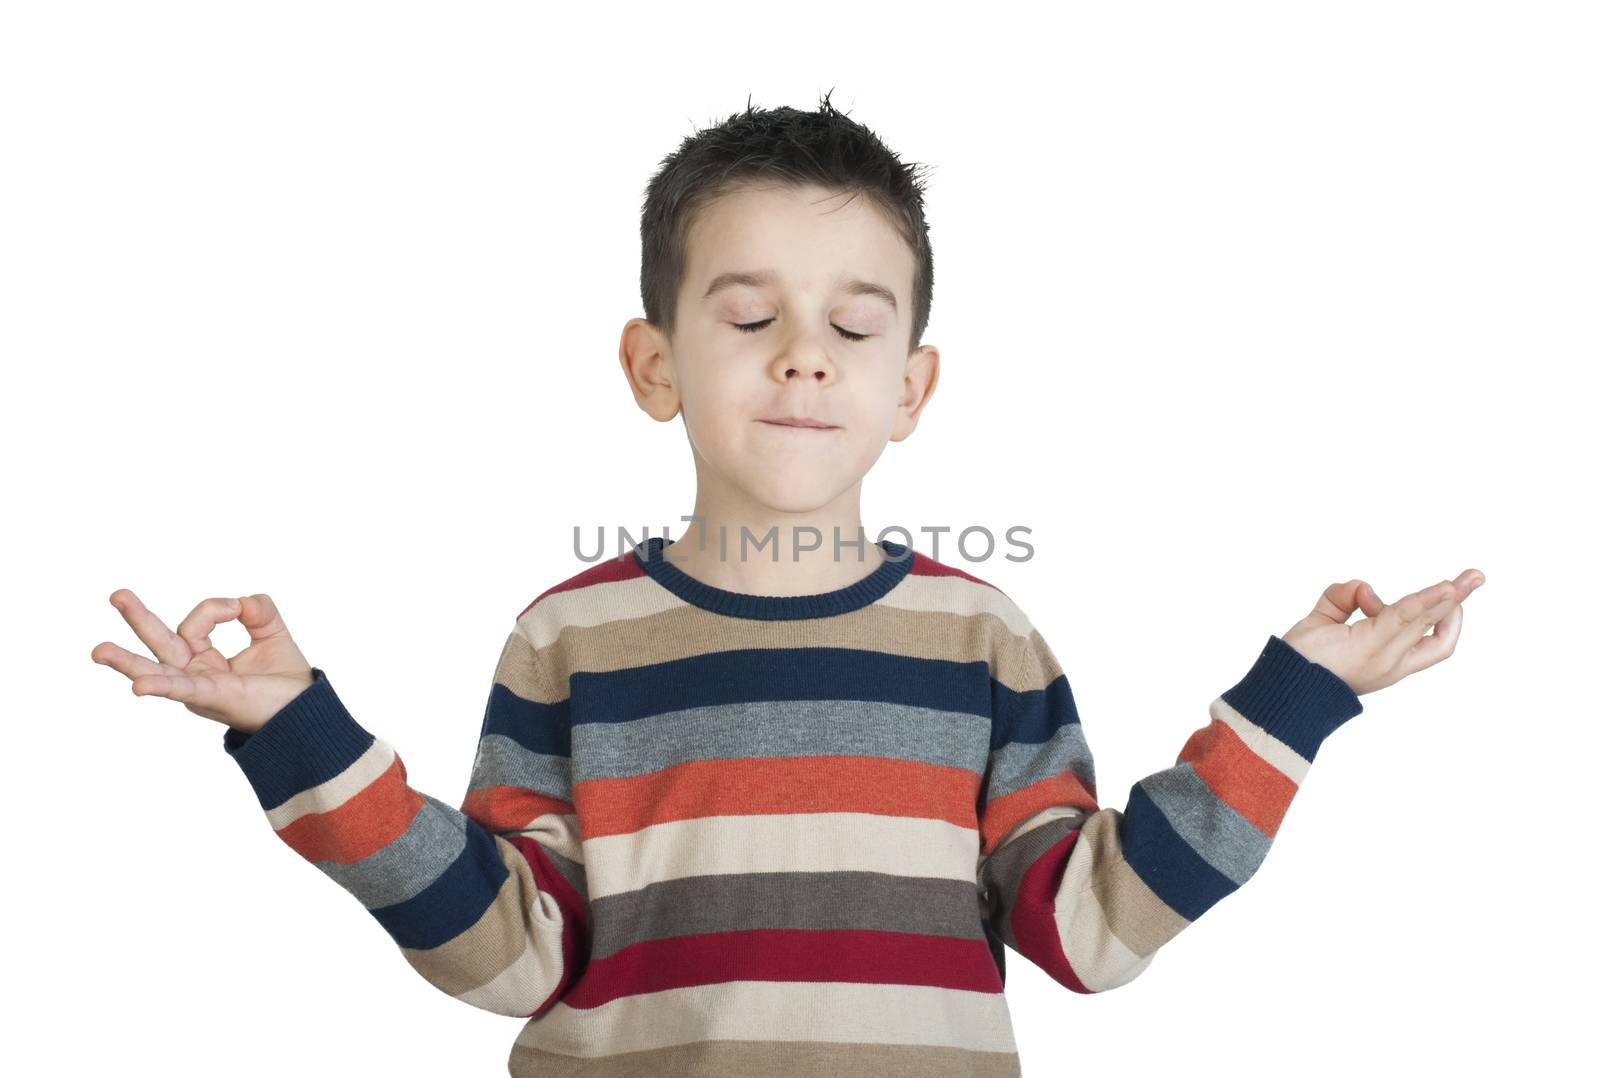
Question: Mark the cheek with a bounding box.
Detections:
[856,365,905,418]
[679,377,759,444]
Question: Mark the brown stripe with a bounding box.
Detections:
[588,869,984,961]
[510,1037,1021,1078]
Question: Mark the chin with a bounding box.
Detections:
[743,475,855,517]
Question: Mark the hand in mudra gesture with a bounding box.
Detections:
[1281,568,1486,696]
[91,589,314,735]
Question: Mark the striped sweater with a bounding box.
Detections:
[222,535,1364,1076]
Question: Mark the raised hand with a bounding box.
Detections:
[90,590,315,734]
[1280,569,1485,695]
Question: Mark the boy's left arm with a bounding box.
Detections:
[978,569,1483,993]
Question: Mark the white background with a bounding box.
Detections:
[5,2,1594,1075]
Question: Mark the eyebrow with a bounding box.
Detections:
[701,269,898,314]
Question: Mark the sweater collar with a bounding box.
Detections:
[631,536,914,621]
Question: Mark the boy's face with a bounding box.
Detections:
[621,182,939,518]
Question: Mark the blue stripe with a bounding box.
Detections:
[569,647,993,726]
[1119,780,1239,921]
[992,671,1082,752]
[1220,635,1363,763]
[222,669,376,811]
[370,819,511,950]
[480,681,572,758]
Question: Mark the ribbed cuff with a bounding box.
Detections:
[1220,636,1364,764]
[221,668,376,811]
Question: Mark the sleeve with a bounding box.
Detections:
[976,631,1363,993]
[221,621,589,1017]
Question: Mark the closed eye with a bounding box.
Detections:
[734,319,869,343]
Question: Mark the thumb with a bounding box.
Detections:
[237,593,292,640]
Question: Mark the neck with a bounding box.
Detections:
[662,503,883,598]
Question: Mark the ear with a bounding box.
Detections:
[890,344,940,442]
[618,318,681,422]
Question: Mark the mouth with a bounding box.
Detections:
[758,417,840,430]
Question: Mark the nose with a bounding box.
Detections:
[770,336,837,384]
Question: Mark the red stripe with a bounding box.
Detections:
[1008,829,1092,993]
[505,835,592,1016]
[906,550,1007,593]
[518,548,647,617]
[562,927,1003,1008]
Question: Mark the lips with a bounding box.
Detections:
[759,417,839,429]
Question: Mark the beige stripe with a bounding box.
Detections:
[1051,810,1187,989]
[520,590,1057,698]
[518,574,683,652]
[584,811,980,901]
[1212,696,1311,784]
[485,808,585,867]
[493,626,559,704]
[401,835,570,1016]
[1056,879,1157,992]
[264,738,395,831]
[877,571,1036,637]
[514,978,1018,1057]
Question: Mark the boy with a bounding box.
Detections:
[91,94,1484,1077]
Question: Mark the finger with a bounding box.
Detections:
[1373,579,1458,640]
[1374,586,1460,671]
[1390,602,1465,681]
[175,597,242,666]
[91,641,175,682]
[1355,581,1385,618]
[108,589,191,668]
[130,669,229,709]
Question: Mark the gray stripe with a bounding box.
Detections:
[317,792,469,910]
[985,722,1095,803]
[571,699,991,783]
[1136,763,1269,886]
[466,733,573,801]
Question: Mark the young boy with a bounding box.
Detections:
[92,95,1484,1077]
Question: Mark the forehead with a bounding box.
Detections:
[683,183,913,302]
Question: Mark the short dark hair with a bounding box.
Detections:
[639,89,936,354]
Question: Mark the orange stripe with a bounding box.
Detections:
[276,756,425,864]
[461,784,576,833]
[576,755,982,838]
[978,770,1097,856]
[1178,718,1298,838]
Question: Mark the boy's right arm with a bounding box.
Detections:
[222,623,589,1018]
